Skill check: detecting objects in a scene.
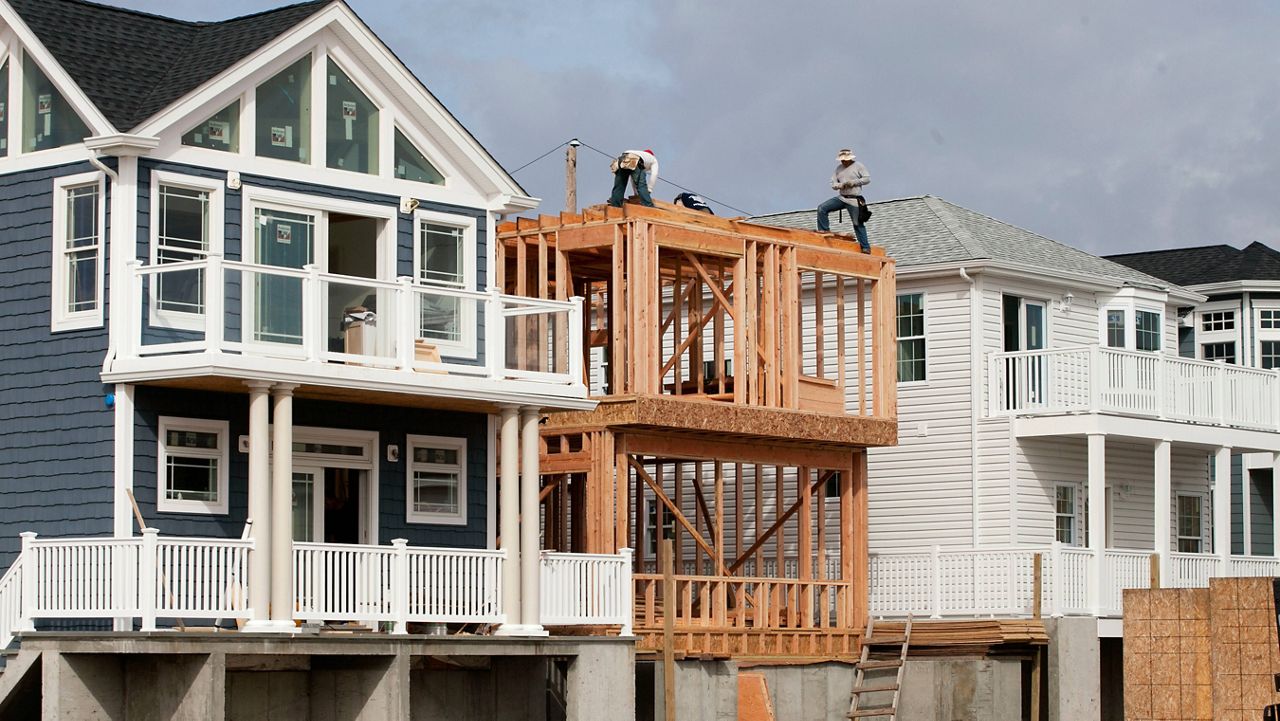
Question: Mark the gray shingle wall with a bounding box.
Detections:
[132,386,489,548]
[0,162,115,568]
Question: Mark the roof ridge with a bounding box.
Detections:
[27,0,197,27]
[921,196,987,259]
[1106,244,1240,259]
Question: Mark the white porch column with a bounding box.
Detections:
[519,406,548,635]
[1087,433,1106,615]
[1214,446,1232,572]
[1272,453,1280,558]
[494,405,523,634]
[269,384,298,630]
[243,381,273,629]
[1153,440,1172,583]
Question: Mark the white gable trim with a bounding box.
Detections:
[0,1,115,134]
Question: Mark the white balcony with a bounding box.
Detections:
[869,545,1280,619]
[989,346,1280,433]
[0,532,632,648]
[104,257,591,409]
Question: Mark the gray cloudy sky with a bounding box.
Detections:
[113,0,1280,254]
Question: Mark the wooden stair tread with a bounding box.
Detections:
[851,682,899,694]
[855,659,902,670]
[848,707,896,718]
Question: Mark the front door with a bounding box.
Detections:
[1003,295,1049,406]
[253,207,317,345]
[292,466,364,544]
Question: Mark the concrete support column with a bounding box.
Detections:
[1214,446,1232,568]
[520,406,547,635]
[1153,439,1171,582]
[244,381,273,629]
[1087,433,1106,614]
[270,384,298,630]
[494,405,523,634]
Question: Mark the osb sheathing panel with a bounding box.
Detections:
[1124,579,1280,721]
[541,395,898,447]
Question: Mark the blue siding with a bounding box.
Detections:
[132,386,489,548]
[137,160,487,365]
[0,162,115,567]
[1232,458,1275,556]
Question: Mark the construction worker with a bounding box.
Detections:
[816,148,870,252]
[673,192,713,214]
[608,149,658,208]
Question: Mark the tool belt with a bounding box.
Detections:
[610,153,642,173]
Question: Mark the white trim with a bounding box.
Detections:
[405,434,468,526]
[50,170,105,332]
[895,290,927,385]
[112,383,135,537]
[147,171,225,331]
[288,425,379,546]
[156,416,230,515]
[486,413,497,550]
[1175,491,1209,554]
[413,207,478,358]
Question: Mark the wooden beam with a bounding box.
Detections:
[623,432,853,470]
[630,457,725,573]
[682,251,736,321]
[728,470,835,575]
[857,278,866,416]
[611,225,625,393]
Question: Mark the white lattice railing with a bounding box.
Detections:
[540,549,633,634]
[989,345,1280,431]
[0,556,23,650]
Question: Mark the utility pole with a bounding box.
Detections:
[565,138,580,213]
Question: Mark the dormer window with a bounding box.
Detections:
[256,55,312,163]
[21,52,89,153]
[326,59,378,174]
[182,100,240,152]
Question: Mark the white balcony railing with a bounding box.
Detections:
[540,549,634,634]
[989,345,1280,431]
[870,545,1280,619]
[122,257,584,389]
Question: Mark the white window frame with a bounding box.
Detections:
[1195,300,1242,363]
[1053,482,1084,547]
[157,416,230,515]
[413,208,478,358]
[1101,306,1127,348]
[895,291,926,384]
[50,170,105,332]
[406,434,467,526]
[1175,491,1209,554]
[1134,307,1163,352]
[148,171,225,331]
[1254,303,1280,370]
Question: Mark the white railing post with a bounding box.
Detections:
[1155,353,1167,419]
[205,253,224,351]
[396,277,415,371]
[140,528,158,632]
[1088,346,1102,412]
[568,296,585,385]
[930,545,942,618]
[1216,362,1228,425]
[1050,542,1062,617]
[19,532,35,632]
[391,539,409,635]
[486,289,505,380]
[303,264,322,362]
[125,259,142,359]
[620,547,635,637]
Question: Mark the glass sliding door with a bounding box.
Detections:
[292,468,321,542]
[252,207,315,345]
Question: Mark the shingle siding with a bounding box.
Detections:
[0,163,114,568]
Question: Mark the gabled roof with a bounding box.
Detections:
[1105,242,1280,287]
[754,195,1181,291]
[8,0,329,131]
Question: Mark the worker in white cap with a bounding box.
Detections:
[816,148,870,252]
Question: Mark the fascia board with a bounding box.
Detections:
[0,0,116,134]
[1189,280,1280,295]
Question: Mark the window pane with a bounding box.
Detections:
[1135,310,1161,352]
[897,338,925,383]
[394,129,444,184]
[1261,310,1279,330]
[1202,342,1236,364]
[1106,309,1125,348]
[1201,311,1235,332]
[182,100,240,152]
[412,446,459,465]
[256,55,311,163]
[157,185,210,314]
[22,53,89,152]
[326,59,378,174]
[895,293,925,382]
[165,428,219,450]
[1024,303,1045,350]
[413,470,459,515]
[419,223,463,285]
[166,456,218,502]
[0,60,9,157]
[68,251,97,312]
[1262,341,1280,370]
[419,295,460,342]
[64,185,99,314]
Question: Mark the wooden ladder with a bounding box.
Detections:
[847,614,912,720]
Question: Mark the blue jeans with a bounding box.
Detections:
[816,196,869,252]
[608,168,654,207]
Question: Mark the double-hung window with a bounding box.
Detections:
[151,174,223,329]
[414,209,476,356]
[157,417,229,515]
[1258,308,1280,369]
[406,435,466,525]
[1198,307,1238,363]
[1135,310,1161,352]
[51,172,105,331]
[896,293,925,382]
[1176,493,1207,553]
[1105,309,1126,348]
[1054,484,1082,546]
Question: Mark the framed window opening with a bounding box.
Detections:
[413,208,477,357]
[149,171,225,330]
[1104,308,1126,348]
[1054,483,1083,546]
[406,434,467,525]
[157,416,230,515]
[1135,309,1162,352]
[1176,492,1209,554]
[21,50,89,154]
[896,292,925,383]
[1201,310,1235,333]
[51,171,105,332]
[1202,342,1236,364]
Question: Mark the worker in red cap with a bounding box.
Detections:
[608,148,659,207]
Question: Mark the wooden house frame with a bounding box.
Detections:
[497,202,898,658]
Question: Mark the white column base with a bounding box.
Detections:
[493,624,549,637]
[241,619,301,634]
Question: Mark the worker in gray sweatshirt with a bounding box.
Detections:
[816,148,870,252]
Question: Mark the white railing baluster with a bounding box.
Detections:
[391,539,408,635]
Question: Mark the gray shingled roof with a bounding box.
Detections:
[9,0,330,131]
[754,195,1181,290]
[1106,242,1280,287]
